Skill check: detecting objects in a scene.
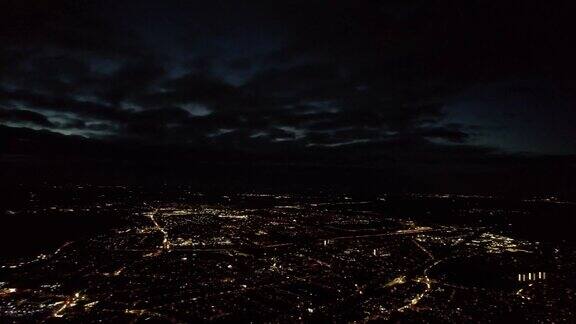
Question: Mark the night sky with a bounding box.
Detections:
[1,0,575,193]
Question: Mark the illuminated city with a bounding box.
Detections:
[0,186,575,322]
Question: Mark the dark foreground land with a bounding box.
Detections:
[0,185,575,322]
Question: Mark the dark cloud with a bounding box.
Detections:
[0,108,54,128]
[145,74,240,107]
[99,61,166,105]
[417,126,471,144]
[0,88,129,122]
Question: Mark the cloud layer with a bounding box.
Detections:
[1,0,575,173]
